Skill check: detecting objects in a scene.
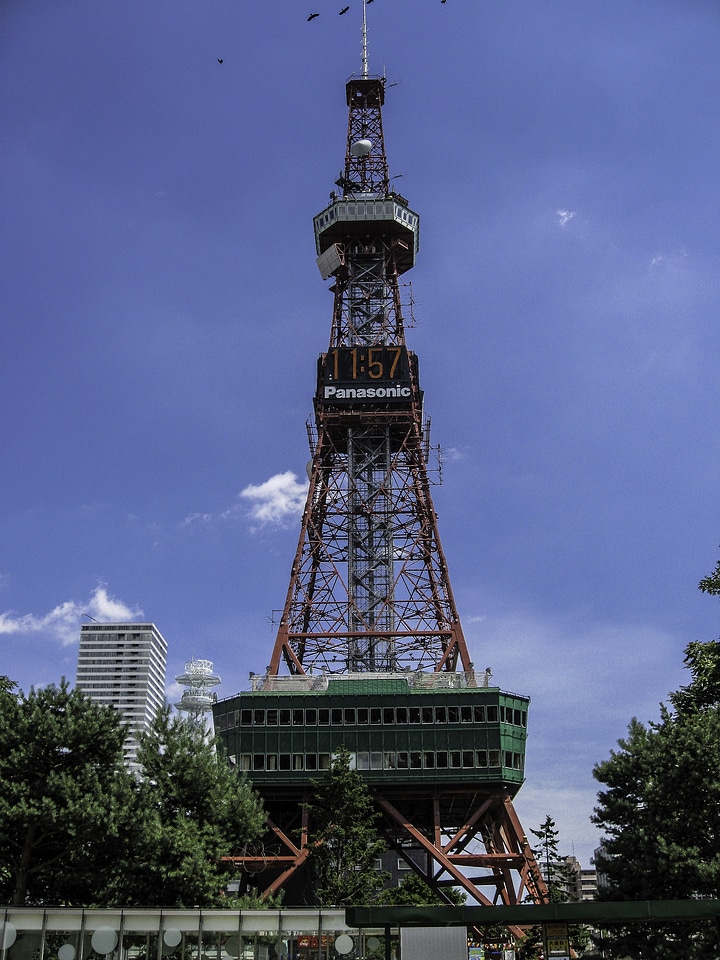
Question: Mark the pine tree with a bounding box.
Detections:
[520,817,589,960]
[0,678,131,904]
[591,559,720,959]
[107,706,266,906]
[303,747,389,905]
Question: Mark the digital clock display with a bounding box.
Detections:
[318,345,413,404]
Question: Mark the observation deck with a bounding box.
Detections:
[314,197,419,277]
[214,673,528,795]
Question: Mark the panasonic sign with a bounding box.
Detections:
[324,384,412,401]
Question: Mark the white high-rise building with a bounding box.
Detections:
[76,622,168,772]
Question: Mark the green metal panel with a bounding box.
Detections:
[213,678,529,792]
[347,901,720,928]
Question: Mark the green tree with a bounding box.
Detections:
[107,707,266,906]
[530,815,572,902]
[384,871,466,906]
[0,678,132,905]
[520,817,589,959]
[592,562,720,958]
[303,747,389,905]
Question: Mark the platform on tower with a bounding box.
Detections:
[213,672,528,794]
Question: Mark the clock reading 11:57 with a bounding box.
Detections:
[325,345,410,383]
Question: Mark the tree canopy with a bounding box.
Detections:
[109,707,266,906]
[0,678,130,905]
[592,560,720,959]
[0,681,265,907]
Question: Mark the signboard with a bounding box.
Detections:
[318,345,413,405]
[544,921,570,960]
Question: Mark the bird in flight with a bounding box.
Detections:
[307,12,319,20]
[339,6,350,14]
[217,58,223,63]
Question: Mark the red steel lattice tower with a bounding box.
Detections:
[269,73,471,680]
[216,53,548,918]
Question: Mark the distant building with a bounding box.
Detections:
[76,622,167,772]
[562,855,598,901]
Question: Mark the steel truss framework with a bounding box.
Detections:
[252,72,547,917]
[225,786,548,934]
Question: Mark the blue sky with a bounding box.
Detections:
[2,0,719,869]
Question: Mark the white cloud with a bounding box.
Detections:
[556,208,576,227]
[239,471,308,526]
[181,471,308,529]
[0,584,143,647]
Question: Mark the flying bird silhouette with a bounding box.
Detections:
[217,58,223,63]
[307,12,319,20]
[339,6,350,14]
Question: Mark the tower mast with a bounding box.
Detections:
[269,66,470,678]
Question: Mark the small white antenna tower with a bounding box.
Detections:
[361,1,369,77]
[174,657,221,731]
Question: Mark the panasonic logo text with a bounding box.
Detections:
[324,384,412,400]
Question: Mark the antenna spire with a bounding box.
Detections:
[361,1,368,77]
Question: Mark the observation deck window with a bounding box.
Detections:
[422,707,433,723]
[357,707,369,724]
[370,707,382,724]
[344,708,356,724]
[306,708,317,724]
[435,706,447,723]
[279,708,291,725]
[292,709,304,725]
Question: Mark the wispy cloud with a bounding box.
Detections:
[557,208,576,227]
[0,584,143,647]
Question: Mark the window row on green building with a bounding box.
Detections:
[233,748,524,773]
[217,703,527,732]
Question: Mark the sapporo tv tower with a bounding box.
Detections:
[214,16,548,911]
